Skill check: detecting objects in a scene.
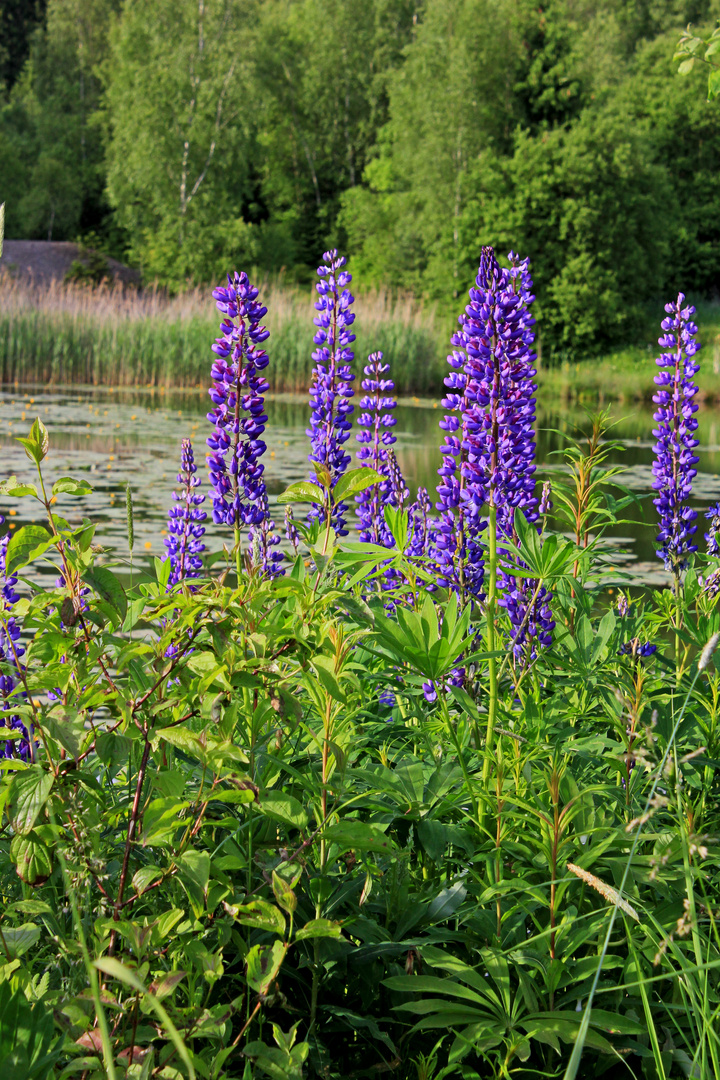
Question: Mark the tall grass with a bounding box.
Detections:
[0,273,447,395]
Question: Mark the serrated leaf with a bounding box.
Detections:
[0,475,38,497]
[52,476,93,497]
[9,832,53,885]
[82,566,127,622]
[8,766,54,833]
[44,709,87,759]
[276,481,325,506]
[6,525,55,575]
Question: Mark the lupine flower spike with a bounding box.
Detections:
[307,249,355,535]
[164,439,206,588]
[436,246,553,655]
[207,271,270,534]
[249,495,284,578]
[0,521,30,760]
[652,293,700,573]
[356,351,398,545]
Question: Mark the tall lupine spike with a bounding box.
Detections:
[0,520,30,760]
[249,494,284,578]
[436,247,553,655]
[356,351,398,545]
[207,271,270,532]
[164,439,206,588]
[307,249,355,535]
[651,293,700,573]
[386,448,409,512]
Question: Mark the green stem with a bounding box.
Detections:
[482,500,499,793]
[235,524,242,585]
[675,567,682,684]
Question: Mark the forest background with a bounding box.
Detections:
[2,0,720,361]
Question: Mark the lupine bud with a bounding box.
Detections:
[248,494,284,578]
[307,250,355,535]
[164,439,206,588]
[356,351,398,546]
[652,293,700,573]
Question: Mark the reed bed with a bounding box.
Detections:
[0,273,448,395]
[5,273,720,403]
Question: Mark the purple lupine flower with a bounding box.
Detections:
[705,502,720,556]
[435,248,536,597]
[617,593,630,617]
[435,247,553,657]
[539,480,552,518]
[249,495,284,578]
[164,439,206,588]
[619,639,657,659]
[207,271,270,531]
[701,566,720,597]
[651,293,700,573]
[0,522,30,760]
[307,250,355,535]
[356,351,398,545]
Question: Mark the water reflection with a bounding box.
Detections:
[0,385,717,585]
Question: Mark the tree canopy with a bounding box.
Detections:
[2,0,720,355]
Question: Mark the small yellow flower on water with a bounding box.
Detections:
[21,412,25,420]
[9,523,15,529]
[131,415,137,420]
[161,528,167,536]
[270,451,276,458]
[144,541,152,550]
[109,455,115,461]
[86,423,90,428]
[116,423,120,428]
[284,441,289,447]
[9,510,16,516]
[30,398,34,404]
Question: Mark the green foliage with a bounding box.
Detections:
[0,413,719,1078]
[5,0,720,357]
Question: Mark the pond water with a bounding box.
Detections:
[1,384,719,587]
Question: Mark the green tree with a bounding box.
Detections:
[251,0,419,273]
[104,0,258,286]
[462,109,672,357]
[0,0,115,242]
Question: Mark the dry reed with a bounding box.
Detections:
[0,273,447,395]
